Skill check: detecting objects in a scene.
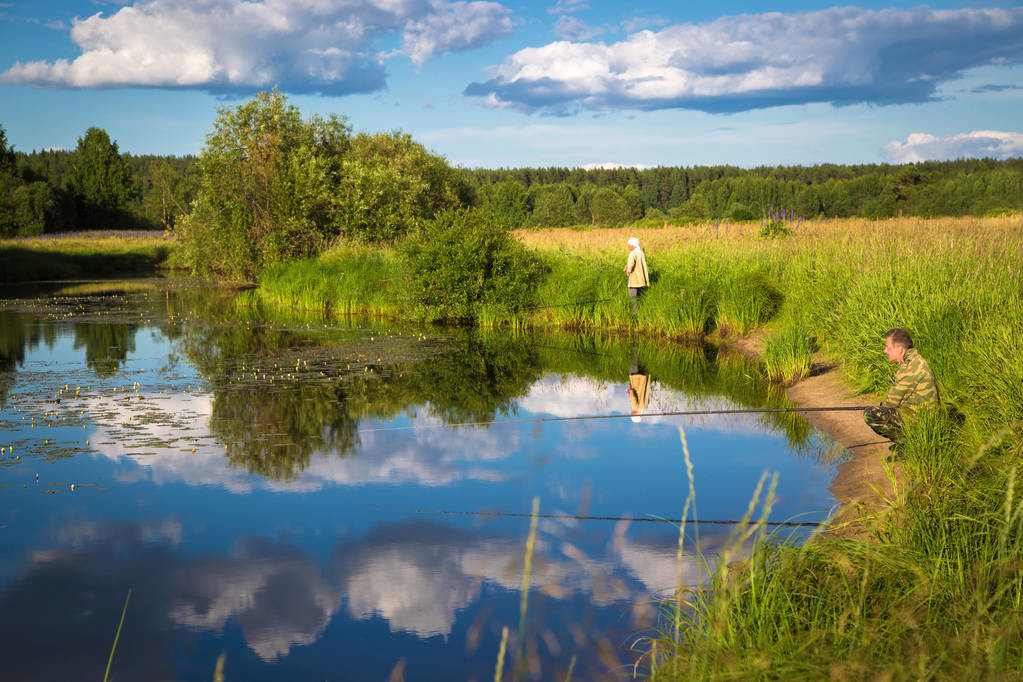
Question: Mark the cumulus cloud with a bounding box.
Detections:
[466,6,1023,113]
[0,0,514,93]
[883,130,1023,162]
[553,15,602,41]
[403,1,515,66]
[547,0,588,15]
[621,14,666,33]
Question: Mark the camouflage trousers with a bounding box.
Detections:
[864,405,903,442]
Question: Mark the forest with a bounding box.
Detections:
[2,118,1021,239]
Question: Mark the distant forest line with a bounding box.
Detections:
[2,122,1021,238]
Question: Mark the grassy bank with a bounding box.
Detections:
[0,232,174,283]
[253,215,1023,677]
[257,216,1021,427]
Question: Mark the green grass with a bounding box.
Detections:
[645,423,1023,679]
[0,233,173,282]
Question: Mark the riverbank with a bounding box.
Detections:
[251,215,1023,678]
[0,231,173,283]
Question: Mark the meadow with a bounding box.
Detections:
[0,231,172,283]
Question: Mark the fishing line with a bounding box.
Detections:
[357,405,872,433]
[399,508,825,527]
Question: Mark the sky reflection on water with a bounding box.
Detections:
[0,282,842,680]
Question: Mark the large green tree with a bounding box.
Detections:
[67,127,138,229]
[176,91,469,279]
[175,90,351,279]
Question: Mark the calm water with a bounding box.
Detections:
[0,280,844,681]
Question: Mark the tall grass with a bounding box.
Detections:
[648,423,1023,678]
[0,233,173,282]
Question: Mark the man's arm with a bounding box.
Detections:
[882,366,918,408]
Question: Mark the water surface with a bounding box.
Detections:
[0,280,844,681]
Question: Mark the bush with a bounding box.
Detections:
[759,219,792,239]
[400,207,548,322]
[727,203,757,221]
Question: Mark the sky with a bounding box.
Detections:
[1,0,1022,168]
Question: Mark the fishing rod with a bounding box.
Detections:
[401,508,825,527]
[357,405,872,433]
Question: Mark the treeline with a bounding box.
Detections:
[466,158,1023,227]
[0,124,198,237]
[4,112,1022,240]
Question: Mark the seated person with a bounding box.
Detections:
[864,328,939,448]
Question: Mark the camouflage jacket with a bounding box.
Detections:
[882,348,939,411]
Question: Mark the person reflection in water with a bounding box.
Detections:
[627,357,650,423]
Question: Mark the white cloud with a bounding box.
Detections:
[1,0,514,93]
[621,15,665,33]
[579,162,651,170]
[553,15,602,41]
[547,0,588,15]
[403,1,514,66]
[882,130,1023,163]
[466,6,1023,113]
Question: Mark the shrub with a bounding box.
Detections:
[759,219,792,239]
[400,207,548,322]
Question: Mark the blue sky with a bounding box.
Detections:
[1,0,1022,168]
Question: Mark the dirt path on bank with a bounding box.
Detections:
[731,334,903,537]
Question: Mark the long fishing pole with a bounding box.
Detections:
[399,508,826,527]
[357,405,872,433]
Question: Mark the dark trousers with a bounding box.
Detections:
[864,405,903,442]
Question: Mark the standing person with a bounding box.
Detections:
[627,360,651,423]
[624,237,649,318]
[863,328,939,450]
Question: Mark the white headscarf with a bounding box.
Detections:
[627,237,640,248]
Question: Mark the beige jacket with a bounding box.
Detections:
[626,248,649,288]
[628,373,650,413]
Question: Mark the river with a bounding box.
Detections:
[0,279,843,681]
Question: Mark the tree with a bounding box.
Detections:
[590,187,630,227]
[528,183,575,228]
[486,180,529,230]
[333,131,469,242]
[0,125,15,173]
[0,125,53,237]
[67,127,138,229]
[175,90,351,279]
[176,91,469,279]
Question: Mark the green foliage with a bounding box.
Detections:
[175,90,351,280]
[486,180,530,230]
[174,92,467,280]
[333,131,468,242]
[727,203,757,221]
[0,172,50,237]
[758,219,792,238]
[68,127,139,229]
[528,183,576,228]
[399,207,548,322]
[0,124,57,237]
[464,158,1023,222]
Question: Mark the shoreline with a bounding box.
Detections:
[731,333,902,538]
